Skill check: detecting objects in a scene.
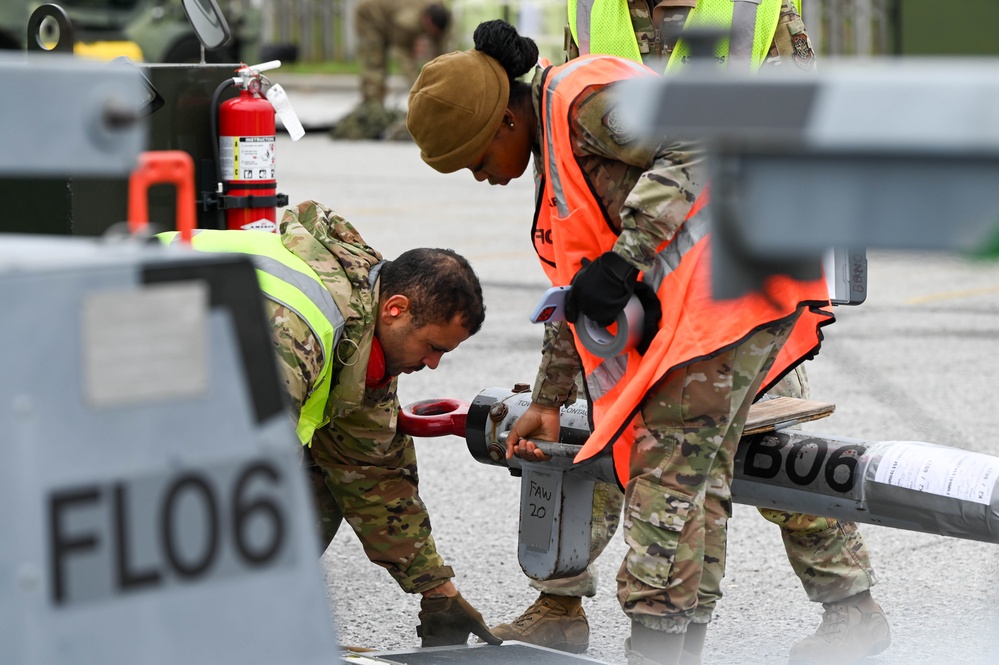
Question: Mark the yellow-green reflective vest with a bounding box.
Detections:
[159,230,344,445]
[569,0,799,72]
[568,0,644,63]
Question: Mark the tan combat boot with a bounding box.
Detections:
[489,593,589,653]
[788,590,891,665]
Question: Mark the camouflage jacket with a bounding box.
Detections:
[528,66,707,407]
[269,200,453,594]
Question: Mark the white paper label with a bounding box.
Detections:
[266,84,305,141]
[873,442,999,505]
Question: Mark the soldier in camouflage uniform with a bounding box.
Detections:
[331,0,450,140]
[171,200,500,648]
[530,4,889,665]
[407,20,834,665]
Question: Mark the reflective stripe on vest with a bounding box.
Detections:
[584,202,709,403]
[543,55,651,224]
[159,229,345,445]
[533,57,832,486]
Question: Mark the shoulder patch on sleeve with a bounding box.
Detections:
[602,109,635,145]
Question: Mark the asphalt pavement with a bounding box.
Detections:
[269,75,999,665]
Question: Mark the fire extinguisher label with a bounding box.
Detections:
[219,136,276,181]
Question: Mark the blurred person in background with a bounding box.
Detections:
[332,0,451,140]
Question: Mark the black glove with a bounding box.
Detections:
[416,591,503,647]
[564,252,640,327]
[633,281,662,355]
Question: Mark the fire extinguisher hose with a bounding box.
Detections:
[210,77,238,190]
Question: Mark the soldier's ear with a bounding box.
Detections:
[381,294,410,322]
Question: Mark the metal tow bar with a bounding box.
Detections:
[402,387,999,582]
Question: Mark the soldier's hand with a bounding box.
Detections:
[506,403,561,461]
[565,252,639,327]
[417,590,502,647]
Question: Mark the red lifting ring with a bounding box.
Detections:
[399,398,469,438]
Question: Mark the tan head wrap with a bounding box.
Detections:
[407,49,510,174]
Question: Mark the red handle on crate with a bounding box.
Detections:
[399,398,469,438]
[128,150,196,242]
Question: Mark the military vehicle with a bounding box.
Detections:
[0,0,261,63]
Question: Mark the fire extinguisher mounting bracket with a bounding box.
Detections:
[216,193,289,210]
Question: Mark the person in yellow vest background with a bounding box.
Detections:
[483,3,890,665]
[407,19,835,665]
[161,200,500,648]
[566,0,816,73]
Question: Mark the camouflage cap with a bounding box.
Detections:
[407,49,510,174]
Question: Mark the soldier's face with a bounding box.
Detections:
[378,312,470,376]
[466,114,532,186]
[421,13,443,40]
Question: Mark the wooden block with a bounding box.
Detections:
[744,397,835,435]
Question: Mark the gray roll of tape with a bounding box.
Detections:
[575,294,645,358]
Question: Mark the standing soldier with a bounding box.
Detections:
[332,0,451,140]
[408,18,836,665]
[487,4,890,665]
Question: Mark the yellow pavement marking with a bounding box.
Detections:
[905,284,999,305]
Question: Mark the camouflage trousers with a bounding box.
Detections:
[532,345,876,624]
[302,450,345,550]
[355,11,418,105]
[610,320,796,632]
[298,443,455,594]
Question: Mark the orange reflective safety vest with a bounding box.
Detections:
[533,55,833,487]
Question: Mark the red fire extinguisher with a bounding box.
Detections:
[214,60,304,232]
